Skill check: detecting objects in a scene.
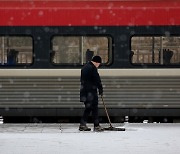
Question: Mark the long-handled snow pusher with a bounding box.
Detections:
[101,95,125,131]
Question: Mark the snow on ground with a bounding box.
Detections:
[0,123,180,154]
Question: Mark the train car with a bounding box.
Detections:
[0,0,180,122]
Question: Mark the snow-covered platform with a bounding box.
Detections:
[0,123,179,154]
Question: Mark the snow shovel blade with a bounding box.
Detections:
[104,126,125,131]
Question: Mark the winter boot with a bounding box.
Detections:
[79,125,91,131]
[94,125,104,132]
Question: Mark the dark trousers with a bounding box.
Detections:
[80,101,99,127]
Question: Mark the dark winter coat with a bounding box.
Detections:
[80,62,103,103]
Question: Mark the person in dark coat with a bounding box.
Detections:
[79,56,104,131]
[7,49,19,65]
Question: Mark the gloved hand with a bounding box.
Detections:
[99,89,103,96]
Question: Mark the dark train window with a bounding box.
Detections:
[0,36,33,65]
[131,36,180,65]
[51,36,112,65]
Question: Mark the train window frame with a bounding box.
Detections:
[0,35,34,66]
[50,35,113,66]
[130,35,180,66]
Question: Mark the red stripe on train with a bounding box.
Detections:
[0,1,180,26]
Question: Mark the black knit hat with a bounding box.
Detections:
[92,56,102,63]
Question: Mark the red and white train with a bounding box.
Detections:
[0,0,180,122]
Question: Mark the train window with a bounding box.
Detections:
[131,36,180,65]
[0,36,33,65]
[51,36,112,65]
